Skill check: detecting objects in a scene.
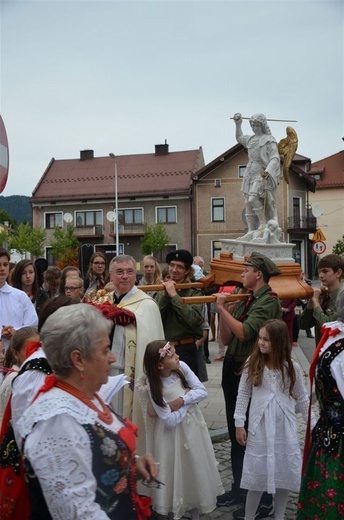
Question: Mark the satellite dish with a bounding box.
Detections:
[63,213,73,223]
[106,211,116,222]
[312,205,323,218]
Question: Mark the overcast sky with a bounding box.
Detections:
[1,0,343,196]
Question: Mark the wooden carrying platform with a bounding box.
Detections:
[139,252,313,303]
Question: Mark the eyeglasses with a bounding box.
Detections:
[65,286,82,292]
[113,270,136,276]
[93,262,106,266]
[141,477,165,489]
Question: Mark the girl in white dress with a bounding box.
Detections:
[234,319,314,520]
[137,340,224,520]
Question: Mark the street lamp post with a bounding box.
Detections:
[109,153,119,256]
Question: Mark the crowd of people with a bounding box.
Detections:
[0,246,343,520]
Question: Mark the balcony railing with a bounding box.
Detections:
[110,222,147,235]
[287,216,317,233]
[74,225,104,236]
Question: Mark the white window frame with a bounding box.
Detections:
[212,240,222,259]
[74,209,103,227]
[44,211,63,229]
[156,243,177,263]
[211,197,225,222]
[103,244,124,256]
[238,165,246,178]
[156,206,177,224]
[45,246,58,265]
[292,197,302,228]
[117,207,144,225]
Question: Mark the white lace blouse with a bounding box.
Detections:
[0,365,20,426]
[318,321,344,398]
[18,388,124,520]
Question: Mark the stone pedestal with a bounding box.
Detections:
[201,242,313,300]
[220,239,295,263]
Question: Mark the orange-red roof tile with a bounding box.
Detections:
[32,148,204,201]
[310,150,344,188]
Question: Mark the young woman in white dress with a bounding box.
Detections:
[137,340,224,520]
[234,319,315,520]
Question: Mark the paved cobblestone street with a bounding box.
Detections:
[151,334,316,519]
[195,335,316,520]
[202,439,302,520]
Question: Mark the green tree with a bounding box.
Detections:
[9,223,46,257]
[50,224,80,269]
[0,228,10,248]
[332,234,344,256]
[140,222,170,255]
[0,209,16,228]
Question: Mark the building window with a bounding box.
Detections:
[212,240,222,258]
[292,197,301,228]
[212,198,224,222]
[75,210,102,227]
[157,206,177,224]
[45,212,63,229]
[118,208,143,225]
[291,240,302,264]
[45,247,58,265]
[238,165,246,178]
[157,244,177,264]
[102,244,124,257]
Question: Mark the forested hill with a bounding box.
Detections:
[0,195,32,224]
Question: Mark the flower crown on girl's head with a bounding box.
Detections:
[158,342,172,358]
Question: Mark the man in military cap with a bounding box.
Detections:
[155,249,204,376]
[215,252,282,519]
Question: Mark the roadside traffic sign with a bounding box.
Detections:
[312,228,326,241]
[0,115,9,193]
[312,241,326,255]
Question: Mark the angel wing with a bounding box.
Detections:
[277,126,298,184]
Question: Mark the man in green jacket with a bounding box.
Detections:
[215,252,282,520]
[155,249,203,376]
